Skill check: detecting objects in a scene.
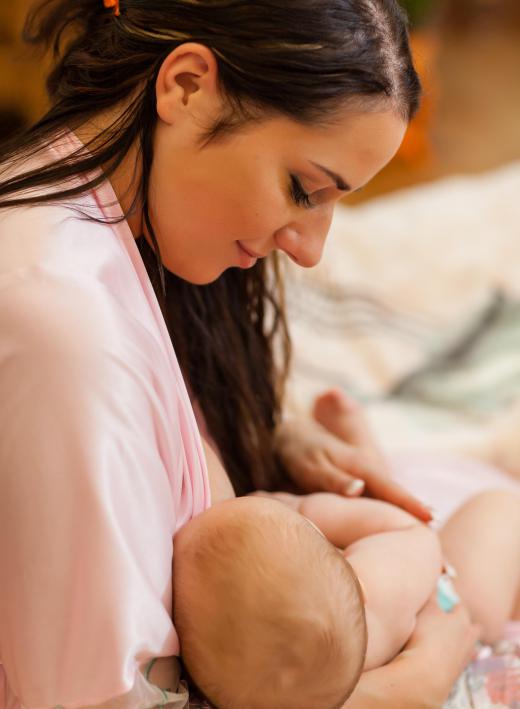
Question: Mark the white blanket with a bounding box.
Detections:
[285,161,520,479]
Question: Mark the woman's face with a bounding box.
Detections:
[147,45,407,285]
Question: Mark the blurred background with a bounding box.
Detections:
[358,0,520,203]
[1,0,520,203]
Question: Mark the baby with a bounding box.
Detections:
[173,492,444,709]
[172,495,367,709]
[173,485,520,709]
[261,485,520,645]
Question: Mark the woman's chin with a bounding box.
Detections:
[170,264,228,286]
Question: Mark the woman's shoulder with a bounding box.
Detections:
[0,265,116,356]
[0,132,132,280]
[0,264,170,407]
[0,194,152,358]
[0,197,124,280]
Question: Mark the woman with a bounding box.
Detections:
[0,0,478,706]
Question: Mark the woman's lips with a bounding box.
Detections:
[238,241,263,259]
[236,241,259,268]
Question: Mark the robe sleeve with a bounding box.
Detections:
[0,269,190,708]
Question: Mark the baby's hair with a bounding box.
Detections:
[173,500,367,709]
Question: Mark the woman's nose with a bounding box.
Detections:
[274,209,333,268]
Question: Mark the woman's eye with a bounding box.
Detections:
[290,175,314,209]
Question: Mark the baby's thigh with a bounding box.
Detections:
[440,489,520,643]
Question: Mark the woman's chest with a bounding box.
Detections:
[201,438,236,504]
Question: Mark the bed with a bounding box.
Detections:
[284,161,520,707]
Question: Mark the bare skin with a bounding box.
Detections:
[201,430,482,707]
[75,45,433,525]
[72,41,479,706]
[307,388,432,521]
[439,490,520,633]
[273,416,433,521]
[313,389,389,470]
[77,43,407,286]
[347,597,480,709]
[202,438,235,503]
[316,388,520,627]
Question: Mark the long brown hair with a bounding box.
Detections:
[0,0,420,494]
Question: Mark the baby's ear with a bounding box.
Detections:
[342,551,367,605]
[303,516,327,539]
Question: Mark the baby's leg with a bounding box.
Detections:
[439,489,520,644]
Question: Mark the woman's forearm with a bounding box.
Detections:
[345,595,481,709]
[201,438,236,504]
[344,654,441,709]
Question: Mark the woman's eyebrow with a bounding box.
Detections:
[309,161,351,192]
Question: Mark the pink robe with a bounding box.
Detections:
[0,132,211,708]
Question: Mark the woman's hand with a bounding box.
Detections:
[399,597,481,705]
[275,389,432,522]
[346,597,481,708]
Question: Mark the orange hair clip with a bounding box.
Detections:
[103,0,120,16]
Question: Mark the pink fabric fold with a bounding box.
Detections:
[0,132,211,708]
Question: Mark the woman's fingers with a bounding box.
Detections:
[313,389,365,443]
[313,388,390,472]
[276,420,370,496]
[275,416,431,519]
[324,468,366,497]
[301,453,367,497]
[364,474,433,523]
[324,436,433,521]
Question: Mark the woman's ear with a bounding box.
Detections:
[156,42,221,125]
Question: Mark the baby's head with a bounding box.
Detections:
[173,497,367,709]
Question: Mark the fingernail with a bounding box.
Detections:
[345,479,365,496]
[426,505,440,524]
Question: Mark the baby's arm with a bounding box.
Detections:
[295,494,443,670]
[346,520,443,670]
[297,492,423,547]
[255,490,424,546]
